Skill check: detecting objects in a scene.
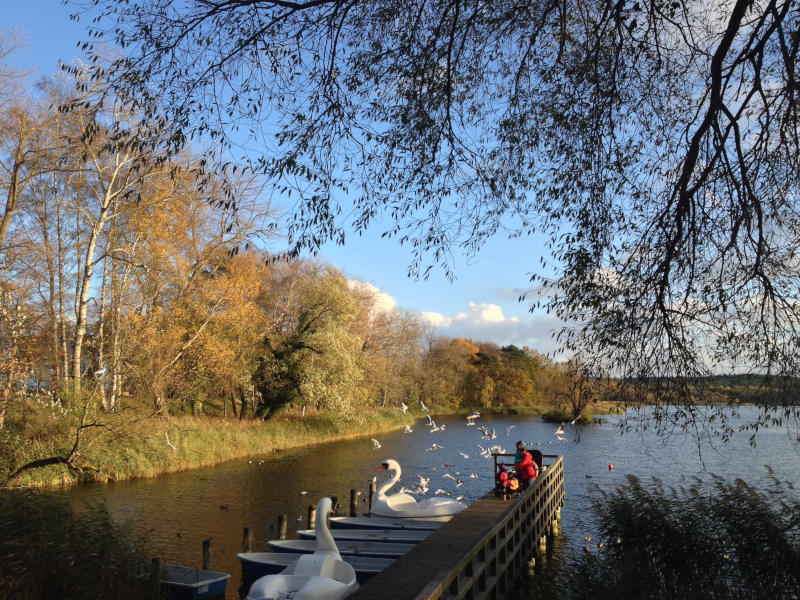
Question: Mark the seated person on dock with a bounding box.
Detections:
[495,463,510,499]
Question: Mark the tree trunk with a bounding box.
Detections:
[57,200,69,389]
[71,201,111,395]
[239,385,248,420]
[97,243,111,409]
[231,389,240,419]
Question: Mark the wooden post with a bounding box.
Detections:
[277,514,288,540]
[536,535,547,563]
[330,496,338,516]
[350,488,358,517]
[368,481,376,512]
[308,505,316,530]
[242,527,254,552]
[202,538,212,570]
[150,557,161,595]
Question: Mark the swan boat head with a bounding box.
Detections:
[372,459,467,518]
[247,497,358,600]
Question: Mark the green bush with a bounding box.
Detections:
[525,473,800,600]
[586,474,794,599]
[0,490,156,600]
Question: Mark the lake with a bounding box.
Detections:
[66,407,800,598]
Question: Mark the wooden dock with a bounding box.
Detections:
[348,454,564,600]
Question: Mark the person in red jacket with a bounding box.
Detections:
[496,463,510,500]
[514,445,538,490]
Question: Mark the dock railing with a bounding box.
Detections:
[349,453,564,600]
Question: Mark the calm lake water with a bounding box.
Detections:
[66,408,800,598]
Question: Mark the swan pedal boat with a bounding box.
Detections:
[268,539,416,558]
[246,497,358,600]
[372,459,467,518]
[238,552,395,583]
[329,515,448,530]
[297,528,432,543]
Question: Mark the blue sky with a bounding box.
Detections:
[5,2,565,356]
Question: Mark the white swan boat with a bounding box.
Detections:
[246,497,358,600]
[268,539,415,558]
[371,459,467,518]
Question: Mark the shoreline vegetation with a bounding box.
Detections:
[3,401,620,491]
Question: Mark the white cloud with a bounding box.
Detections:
[347,280,397,315]
[348,280,567,357]
[419,311,451,328]
[421,302,566,356]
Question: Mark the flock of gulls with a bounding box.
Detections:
[367,401,579,504]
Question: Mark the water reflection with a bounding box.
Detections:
[65,409,799,598]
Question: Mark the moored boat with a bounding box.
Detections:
[371,459,467,518]
[159,563,230,600]
[268,539,415,558]
[329,515,448,530]
[297,527,432,543]
[246,497,358,600]
[238,552,395,583]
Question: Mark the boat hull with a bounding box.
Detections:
[160,563,230,600]
[296,528,432,543]
[268,539,415,558]
[329,516,447,530]
[370,497,467,519]
[238,552,394,583]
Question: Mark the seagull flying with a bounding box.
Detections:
[458,451,470,459]
[165,432,176,450]
[555,423,565,436]
[371,438,382,449]
[404,424,414,433]
[420,400,429,412]
[506,425,516,437]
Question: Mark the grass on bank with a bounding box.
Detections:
[2,401,412,489]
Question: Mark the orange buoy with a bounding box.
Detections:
[608,464,614,471]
